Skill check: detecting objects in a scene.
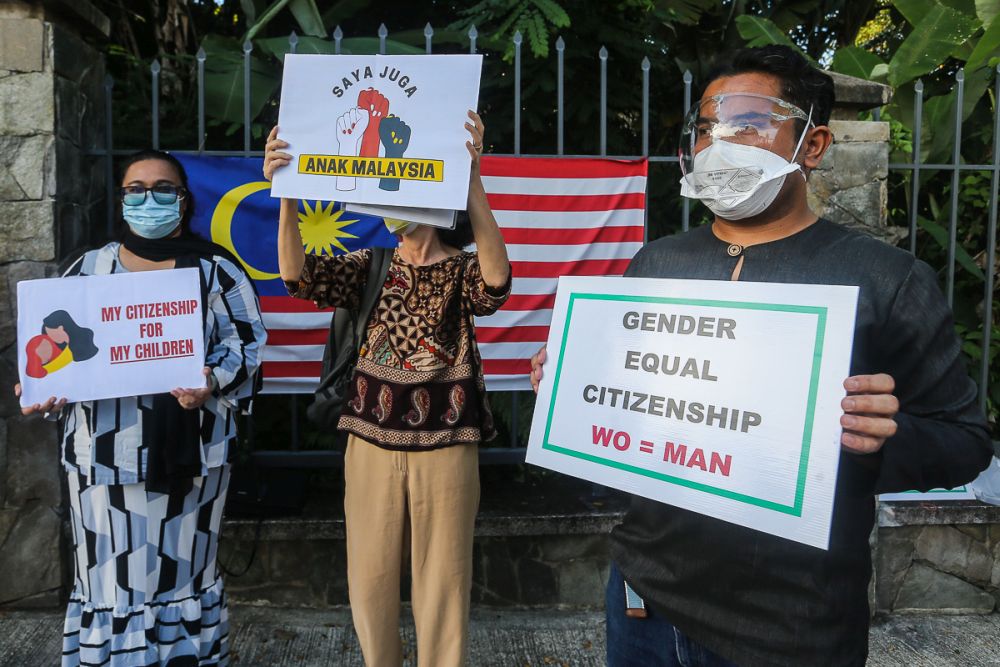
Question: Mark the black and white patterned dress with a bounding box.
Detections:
[57,243,265,666]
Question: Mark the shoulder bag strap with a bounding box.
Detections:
[352,246,394,354]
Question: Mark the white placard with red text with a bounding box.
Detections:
[271,53,482,223]
[527,276,859,550]
[17,269,206,406]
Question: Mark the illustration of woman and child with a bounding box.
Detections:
[23,310,98,378]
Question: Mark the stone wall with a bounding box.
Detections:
[810,120,896,242]
[807,72,895,242]
[0,2,106,608]
[220,535,610,609]
[221,505,1000,614]
[876,503,1000,614]
[219,505,620,609]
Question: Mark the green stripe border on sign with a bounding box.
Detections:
[541,292,828,517]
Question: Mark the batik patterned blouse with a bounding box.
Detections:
[57,242,266,485]
[287,248,511,450]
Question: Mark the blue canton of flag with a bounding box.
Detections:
[176,155,399,297]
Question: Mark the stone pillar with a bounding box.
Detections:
[0,0,108,608]
[808,72,896,242]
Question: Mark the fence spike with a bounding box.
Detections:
[513,31,522,154]
[599,47,607,156]
[333,25,343,55]
[641,57,650,159]
[557,36,564,155]
[151,60,161,150]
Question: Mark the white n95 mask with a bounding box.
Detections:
[679,141,805,220]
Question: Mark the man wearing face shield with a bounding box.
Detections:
[530,46,992,666]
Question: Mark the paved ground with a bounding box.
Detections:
[2,606,999,666]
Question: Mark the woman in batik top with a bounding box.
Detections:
[16,150,266,667]
[264,111,510,667]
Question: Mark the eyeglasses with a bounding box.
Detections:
[679,93,813,174]
[120,184,186,206]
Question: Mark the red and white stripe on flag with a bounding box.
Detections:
[259,295,331,393]
[476,156,647,391]
[258,156,648,394]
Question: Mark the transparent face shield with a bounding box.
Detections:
[679,93,812,176]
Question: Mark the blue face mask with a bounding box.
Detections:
[123,199,182,239]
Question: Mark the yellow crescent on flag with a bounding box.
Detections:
[210,181,280,281]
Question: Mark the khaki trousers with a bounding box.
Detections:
[344,434,480,667]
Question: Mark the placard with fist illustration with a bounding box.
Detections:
[272,54,482,212]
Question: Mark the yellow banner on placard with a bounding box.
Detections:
[298,155,444,182]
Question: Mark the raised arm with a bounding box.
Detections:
[263,125,306,283]
[263,125,368,309]
[465,111,510,289]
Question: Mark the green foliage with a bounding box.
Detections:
[735,15,816,63]
[201,34,280,131]
[657,0,718,25]
[975,0,1000,25]
[244,0,325,41]
[886,4,980,86]
[832,45,884,78]
[966,13,1000,72]
[916,215,986,280]
[452,0,571,59]
[285,0,326,37]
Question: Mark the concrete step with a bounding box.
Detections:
[2,606,999,666]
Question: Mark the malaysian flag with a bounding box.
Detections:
[476,157,647,390]
[177,154,647,393]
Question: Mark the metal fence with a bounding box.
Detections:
[87,24,1000,468]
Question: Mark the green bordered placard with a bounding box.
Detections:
[541,292,828,517]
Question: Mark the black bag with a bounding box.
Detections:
[307,246,394,428]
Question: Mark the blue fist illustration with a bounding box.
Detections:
[378,115,411,192]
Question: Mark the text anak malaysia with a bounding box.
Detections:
[582,310,762,433]
[100,300,198,363]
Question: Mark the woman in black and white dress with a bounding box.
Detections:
[16,149,266,667]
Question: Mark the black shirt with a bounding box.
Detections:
[609,219,993,666]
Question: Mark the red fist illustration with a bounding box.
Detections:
[357,87,390,157]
